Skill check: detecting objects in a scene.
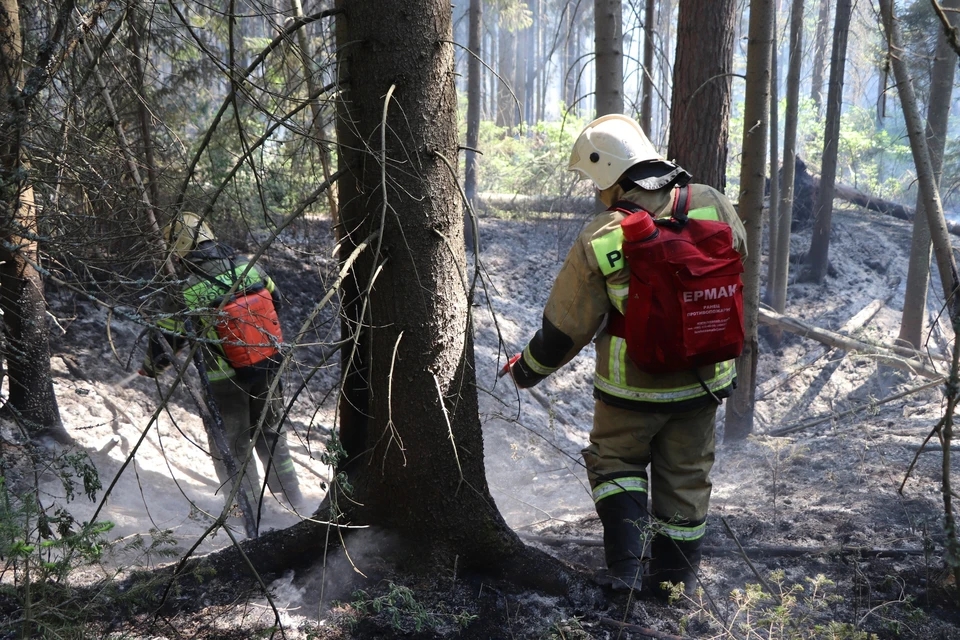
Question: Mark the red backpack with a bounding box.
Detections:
[606,186,744,374]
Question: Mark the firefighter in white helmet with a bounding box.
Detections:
[501,114,746,598]
[142,212,305,515]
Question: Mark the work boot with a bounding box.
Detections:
[649,533,703,601]
[595,491,648,592]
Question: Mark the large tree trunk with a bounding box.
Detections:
[800,0,851,284]
[668,0,736,191]
[594,0,623,115]
[332,0,569,587]
[726,0,773,442]
[769,0,805,338]
[897,0,959,348]
[0,0,68,443]
[878,0,960,320]
[809,0,832,116]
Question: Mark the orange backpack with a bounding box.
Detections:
[215,287,283,369]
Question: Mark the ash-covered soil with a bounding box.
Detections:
[6,207,959,639]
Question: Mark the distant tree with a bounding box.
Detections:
[465,0,482,207]
[897,0,959,348]
[332,0,570,588]
[595,0,624,115]
[497,9,518,128]
[640,0,655,133]
[810,0,832,116]
[726,0,773,441]
[801,0,851,284]
[668,0,736,191]
[768,0,806,344]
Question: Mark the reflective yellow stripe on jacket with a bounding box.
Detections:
[596,358,736,405]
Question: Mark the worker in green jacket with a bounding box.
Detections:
[142,213,304,515]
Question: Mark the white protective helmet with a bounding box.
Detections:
[164,212,216,258]
[567,114,662,190]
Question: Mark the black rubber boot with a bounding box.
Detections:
[649,534,703,601]
[595,492,648,592]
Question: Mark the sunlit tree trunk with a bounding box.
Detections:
[800,0,851,284]
[726,0,773,441]
[331,0,570,587]
[809,0,832,117]
[668,0,736,191]
[595,0,623,115]
[766,8,780,304]
[0,0,69,442]
[897,0,959,348]
[769,0,805,344]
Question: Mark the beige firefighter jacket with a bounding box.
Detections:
[517,183,747,412]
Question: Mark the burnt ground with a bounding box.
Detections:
[0,207,958,639]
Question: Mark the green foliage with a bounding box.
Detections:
[0,454,114,637]
[726,99,912,206]
[679,571,881,639]
[344,582,477,634]
[465,110,589,200]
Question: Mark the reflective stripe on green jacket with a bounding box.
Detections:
[520,183,748,412]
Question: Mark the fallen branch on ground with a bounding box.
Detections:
[758,308,945,379]
[757,296,891,400]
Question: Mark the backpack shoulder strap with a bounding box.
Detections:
[654,185,691,230]
[673,184,691,220]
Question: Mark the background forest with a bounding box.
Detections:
[0,0,959,638]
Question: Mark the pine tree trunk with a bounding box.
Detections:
[897,0,959,348]
[0,0,68,442]
[810,0,832,117]
[497,20,517,128]
[770,0,805,332]
[878,0,960,321]
[766,9,780,305]
[668,0,736,191]
[725,0,773,442]
[331,0,571,587]
[800,0,851,284]
[640,0,654,132]
[594,0,623,115]
[465,0,482,205]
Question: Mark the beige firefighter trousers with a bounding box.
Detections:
[582,399,717,523]
[208,374,299,505]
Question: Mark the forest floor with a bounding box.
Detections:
[2,203,960,639]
